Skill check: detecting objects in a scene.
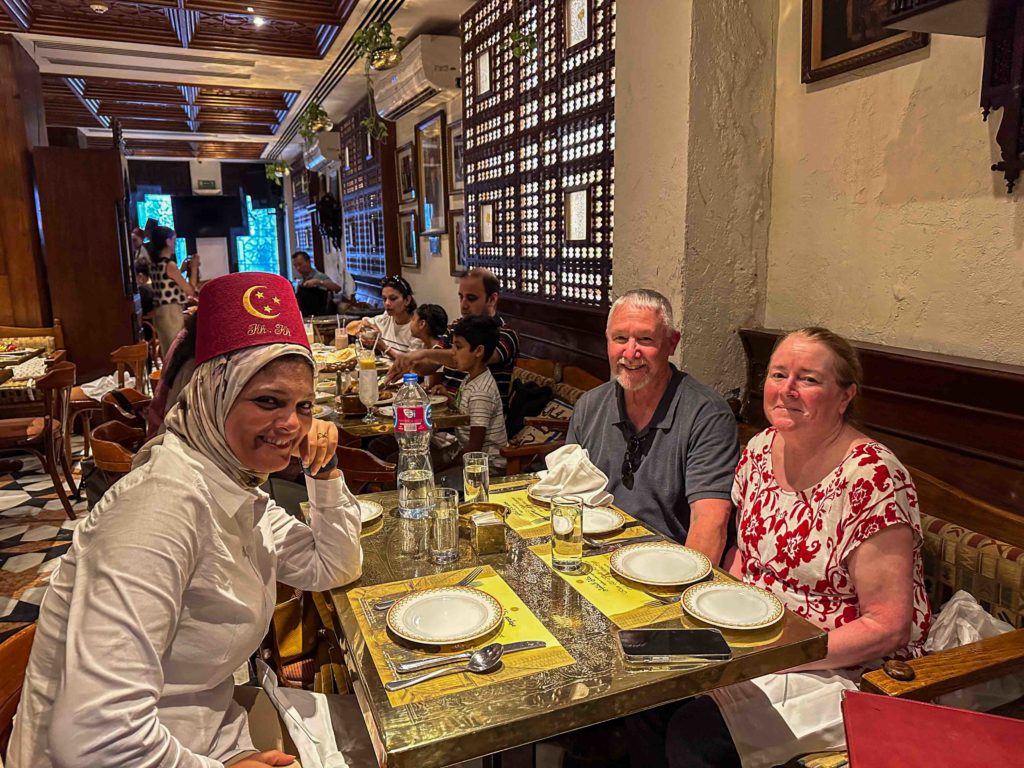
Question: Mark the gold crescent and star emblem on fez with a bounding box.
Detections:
[242,285,282,320]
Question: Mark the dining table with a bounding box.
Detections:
[330,409,471,439]
[329,476,828,768]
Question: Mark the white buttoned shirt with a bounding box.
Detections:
[8,433,363,767]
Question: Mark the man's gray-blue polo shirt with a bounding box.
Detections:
[565,366,739,544]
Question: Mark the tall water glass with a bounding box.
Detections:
[550,495,583,572]
[357,349,378,423]
[430,488,460,564]
[462,451,490,504]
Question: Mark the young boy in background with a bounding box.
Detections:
[432,315,508,472]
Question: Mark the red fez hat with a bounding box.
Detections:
[194,272,309,365]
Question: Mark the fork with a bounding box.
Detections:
[640,589,681,605]
[373,566,484,611]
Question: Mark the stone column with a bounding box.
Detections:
[612,0,776,393]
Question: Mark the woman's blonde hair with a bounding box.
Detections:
[773,326,863,420]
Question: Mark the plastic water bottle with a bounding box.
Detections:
[394,373,434,519]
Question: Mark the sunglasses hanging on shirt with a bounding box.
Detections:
[621,433,647,490]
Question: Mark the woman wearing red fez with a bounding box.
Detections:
[9,274,364,767]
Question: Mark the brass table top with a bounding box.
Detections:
[330,482,828,768]
[332,410,470,439]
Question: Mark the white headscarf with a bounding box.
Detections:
[135,343,314,488]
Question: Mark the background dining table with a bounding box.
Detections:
[329,476,828,768]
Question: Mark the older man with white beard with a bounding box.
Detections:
[565,289,739,563]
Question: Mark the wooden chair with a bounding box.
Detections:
[336,445,396,494]
[70,341,150,460]
[100,388,151,429]
[0,624,36,758]
[90,420,146,486]
[0,362,77,518]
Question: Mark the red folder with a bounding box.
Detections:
[843,691,1024,767]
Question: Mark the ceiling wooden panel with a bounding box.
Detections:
[41,74,104,128]
[1,0,350,58]
[40,73,296,155]
[87,135,267,159]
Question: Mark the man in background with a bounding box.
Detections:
[387,267,520,414]
[291,250,341,316]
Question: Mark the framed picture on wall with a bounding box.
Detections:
[447,120,465,193]
[396,141,416,204]
[399,210,419,268]
[801,0,928,84]
[448,208,467,276]
[415,110,448,234]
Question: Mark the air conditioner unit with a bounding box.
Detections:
[373,35,461,122]
[304,131,342,173]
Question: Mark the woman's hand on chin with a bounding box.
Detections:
[232,750,297,767]
[297,417,339,475]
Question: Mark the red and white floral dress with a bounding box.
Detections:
[709,428,932,768]
[732,427,931,658]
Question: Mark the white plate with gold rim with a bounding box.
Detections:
[376,395,447,418]
[682,581,784,630]
[582,506,625,535]
[526,485,553,506]
[359,500,384,525]
[610,542,711,586]
[386,587,504,646]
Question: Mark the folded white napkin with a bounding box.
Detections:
[531,444,613,507]
[78,373,137,400]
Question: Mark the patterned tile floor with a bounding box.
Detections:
[0,440,87,643]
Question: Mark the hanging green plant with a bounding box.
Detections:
[296,102,333,146]
[351,21,406,142]
[505,29,537,58]
[265,160,290,186]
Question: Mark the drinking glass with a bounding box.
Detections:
[462,452,490,504]
[430,488,460,564]
[357,349,379,423]
[334,327,348,350]
[550,495,583,572]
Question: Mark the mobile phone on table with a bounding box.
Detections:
[616,628,732,663]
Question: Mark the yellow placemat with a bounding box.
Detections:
[529,543,683,628]
[347,565,575,706]
[490,486,647,542]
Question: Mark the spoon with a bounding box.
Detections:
[384,643,504,692]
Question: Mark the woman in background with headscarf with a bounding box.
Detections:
[9,273,364,768]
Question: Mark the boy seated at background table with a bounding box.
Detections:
[431,315,508,476]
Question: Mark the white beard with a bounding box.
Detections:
[616,363,651,391]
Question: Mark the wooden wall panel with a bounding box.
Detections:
[34,147,138,379]
[0,35,50,326]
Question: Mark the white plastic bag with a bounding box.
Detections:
[924,590,1024,712]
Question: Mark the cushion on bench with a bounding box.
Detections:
[920,512,1024,629]
[509,399,574,448]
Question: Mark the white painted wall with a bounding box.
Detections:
[765,0,1024,365]
[393,96,463,325]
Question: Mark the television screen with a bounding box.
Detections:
[171,196,246,238]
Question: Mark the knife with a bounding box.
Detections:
[582,533,663,558]
[393,640,546,674]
